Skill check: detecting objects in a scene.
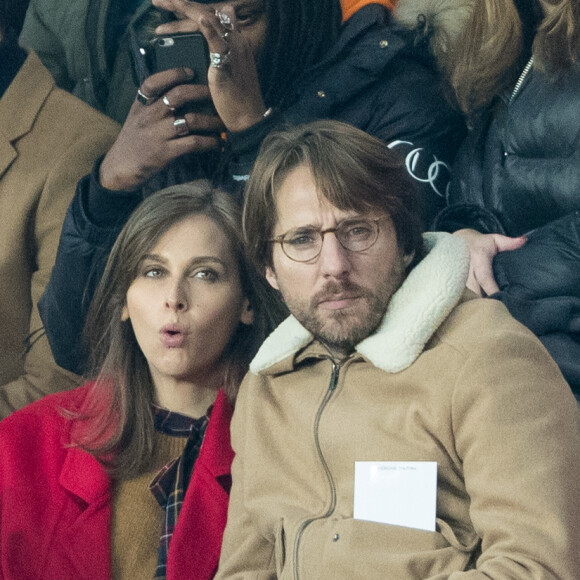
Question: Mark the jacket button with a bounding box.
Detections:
[333,533,340,542]
[379,40,389,48]
[317,90,326,98]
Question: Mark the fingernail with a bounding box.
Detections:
[183,67,194,79]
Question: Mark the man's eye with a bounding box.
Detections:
[287,232,317,246]
[343,223,373,240]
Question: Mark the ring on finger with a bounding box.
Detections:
[210,50,231,69]
[216,10,234,31]
[173,117,189,137]
[136,88,154,106]
[162,95,175,112]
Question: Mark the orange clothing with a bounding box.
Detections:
[341,0,396,21]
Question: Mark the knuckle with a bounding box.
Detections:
[140,79,155,94]
[167,85,183,102]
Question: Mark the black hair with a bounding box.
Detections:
[259,0,343,108]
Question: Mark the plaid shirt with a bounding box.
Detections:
[150,405,212,580]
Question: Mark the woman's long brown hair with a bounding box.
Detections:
[74,182,280,479]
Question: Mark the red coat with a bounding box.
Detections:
[0,384,234,580]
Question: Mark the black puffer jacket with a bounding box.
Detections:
[434,61,580,398]
[436,61,580,237]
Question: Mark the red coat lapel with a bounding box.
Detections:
[55,445,112,578]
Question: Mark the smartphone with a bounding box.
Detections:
[150,32,210,85]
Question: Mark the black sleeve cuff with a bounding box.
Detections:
[432,204,505,235]
[226,109,284,164]
[81,156,144,230]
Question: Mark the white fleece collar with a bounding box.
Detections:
[250,232,469,374]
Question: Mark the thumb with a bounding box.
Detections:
[494,234,527,253]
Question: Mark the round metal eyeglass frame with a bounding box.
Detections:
[269,216,387,263]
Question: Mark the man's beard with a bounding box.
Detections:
[279,259,407,355]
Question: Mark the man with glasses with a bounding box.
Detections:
[216,120,580,579]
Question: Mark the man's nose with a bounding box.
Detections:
[318,233,351,278]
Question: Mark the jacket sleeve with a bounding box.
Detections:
[432,112,503,234]
[493,211,580,300]
[0,130,119,418]
[491,211,580,396]
[215,374,277,580]
[444,323,580,579]
[37,160,143,377]
[221,109,285,200]
[368,54,466,229]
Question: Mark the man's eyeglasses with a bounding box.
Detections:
[269,217,386,262]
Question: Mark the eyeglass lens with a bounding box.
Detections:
[282,219,379,262]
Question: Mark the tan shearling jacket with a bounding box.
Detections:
[217,233,580,579]
[0,51,119,417]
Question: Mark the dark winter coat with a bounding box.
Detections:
[434,61,580,397]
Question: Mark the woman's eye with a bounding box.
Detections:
[144,267,164,278]
[236,9,262,25]
[193,269,218,281]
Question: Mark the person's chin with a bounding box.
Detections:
[318,313,369,344]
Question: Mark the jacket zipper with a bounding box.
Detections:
[293,361,341,580]
[509,57,534,104]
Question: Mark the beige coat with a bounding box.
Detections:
[217,233,580,579]
[0,51,119,417]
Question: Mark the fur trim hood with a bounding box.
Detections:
[251,232,470,375]
[393,0,475,75]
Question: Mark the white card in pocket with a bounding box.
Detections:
[354,461,437,532]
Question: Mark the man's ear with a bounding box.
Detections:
[265,266,279,291]
[121,304,129,321]
[240,297,254,325]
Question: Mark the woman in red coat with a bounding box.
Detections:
[0,182,276,579]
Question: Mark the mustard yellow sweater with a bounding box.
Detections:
[111,432,188,580]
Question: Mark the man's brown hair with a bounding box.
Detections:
[243,120,424,272]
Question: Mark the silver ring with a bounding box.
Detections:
[216,10,233,30]
[173,117,189,137]
[136,88,154,106]
[162,95,175,112]
[209,51,231,69]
